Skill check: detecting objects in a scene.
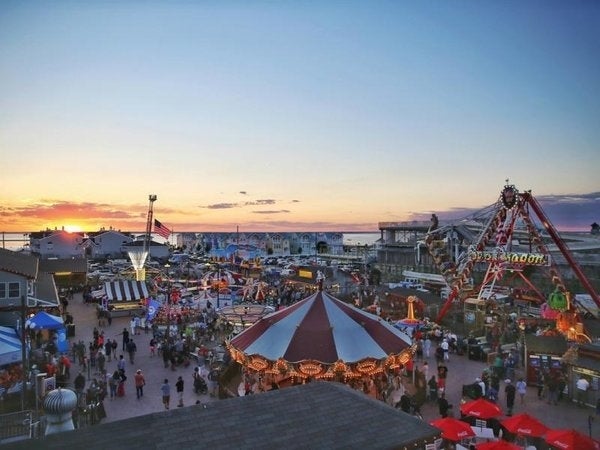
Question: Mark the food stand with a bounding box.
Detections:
[523,334,567,385]
[103,280,148,317]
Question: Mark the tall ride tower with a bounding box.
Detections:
[128,195,157,281]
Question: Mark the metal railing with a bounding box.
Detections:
[0,410,42,443]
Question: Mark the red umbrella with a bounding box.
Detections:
[545,428,600,450]
[477,442,521,450]
[460,398,503,419]
[500,413,548,437]
[431,417,476,442]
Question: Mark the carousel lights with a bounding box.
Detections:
[248,356,269,372]
[332,360,348,374]
[398,353,411,365]
[356,359,378,375]
[298,361,324,376]
[274,358,288,373]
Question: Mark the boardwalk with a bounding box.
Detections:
[65,292,597,439]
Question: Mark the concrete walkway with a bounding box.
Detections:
[64,294,219,423]
[65,293,598,441]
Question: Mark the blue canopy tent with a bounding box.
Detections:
[25,311,64,330]
[0,326,22,366]
[25,312,68,353]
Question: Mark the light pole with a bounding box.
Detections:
[20,295,27,410]
[163,264,172,345]
[216,264,221,309]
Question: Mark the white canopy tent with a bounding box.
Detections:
[104,280,149,302]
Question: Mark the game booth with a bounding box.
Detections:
[102,280,149,317]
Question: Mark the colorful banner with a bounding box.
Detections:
[146,299,161,321]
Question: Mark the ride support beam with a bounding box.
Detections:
[522,192,600,309]
[436,288,460,323]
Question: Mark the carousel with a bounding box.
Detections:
[227,279,415,383]
[201,268,246,289]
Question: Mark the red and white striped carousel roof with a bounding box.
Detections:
[230,290,412,364]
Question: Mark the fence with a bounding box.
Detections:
[0,410,42,444]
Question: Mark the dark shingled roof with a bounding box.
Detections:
[38,258,87,274]
[34,271,59,306]
[0,248,38,279]
[7,382,440,450]
[524,334,568,355]
[583,319,600,340]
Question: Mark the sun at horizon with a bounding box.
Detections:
[63,224,84,233]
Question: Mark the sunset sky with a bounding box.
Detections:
[1,2,598,233]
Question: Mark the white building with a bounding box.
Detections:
[85,230,134,259]
[29,229,86,259]
[199,232,344,258]
[176,232,200,252]
[123,240,170,262]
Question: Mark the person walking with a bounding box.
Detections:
[441,338,450,361]
[476,377,486,398]
[97,351,106,376]
[576,376,590,406]
[127,339,137,364]
[108,370,119,400]
[135,316,142,335]
[161,379,171,410]
[505,379,516,416]
[117,355,126,373]
[536,369,545,399]
[438,393,451,418]
[423,335,432,359]
[193,367,205,394]
[516,378,527,405]
[74,371,86,394]
[130,317,136,337]
[104,339,113,362]
[134,369,146,399]
[176,376,184,407]
[422,361,429,382]
[162,344,170,368]
[428,375,438,403]
[117,369,127,397]
[121,328,130,352]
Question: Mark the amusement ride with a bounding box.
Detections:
[423,181,599,343]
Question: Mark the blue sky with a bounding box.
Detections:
[0,1,598,232]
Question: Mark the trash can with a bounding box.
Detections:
[468,345,482,361]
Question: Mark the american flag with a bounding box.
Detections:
[154,219,171,239]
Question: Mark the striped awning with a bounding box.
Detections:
[104,281,149,302]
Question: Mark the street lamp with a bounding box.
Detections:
[216,264,221,309]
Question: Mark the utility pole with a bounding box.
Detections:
[20,295,27,410]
